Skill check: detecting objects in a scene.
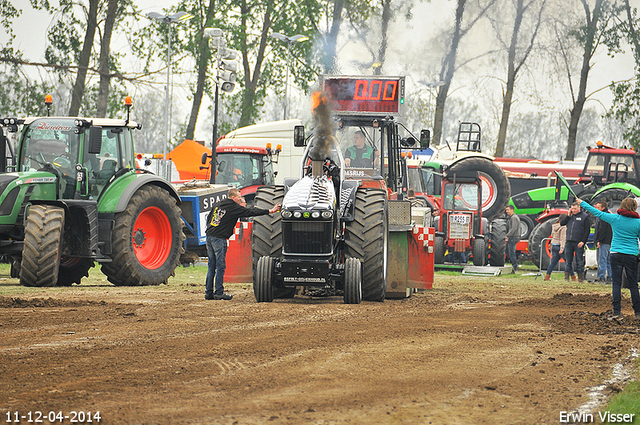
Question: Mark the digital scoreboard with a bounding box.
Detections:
[321,75,405,116]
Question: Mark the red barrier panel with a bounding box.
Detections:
[224,222,253,283]
[408,226,434,289]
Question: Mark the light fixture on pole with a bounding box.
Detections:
[146,11,193,180]
[269,32,309,120]
[204,28,240,184]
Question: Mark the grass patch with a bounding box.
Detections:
[602,357,640,425]
[0,262,250,297]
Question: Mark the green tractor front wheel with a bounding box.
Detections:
[101,185,185,286]
[20,205,65,287]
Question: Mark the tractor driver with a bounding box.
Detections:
[344,131,378,168]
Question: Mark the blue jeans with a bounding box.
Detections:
[610,253,640,315]
[564,241,584,276]
[507,237,519,271]
[597,244,612,280]
[205,236,227,296]
[546,244,564,275]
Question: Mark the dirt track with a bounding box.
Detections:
[1,273,639,425]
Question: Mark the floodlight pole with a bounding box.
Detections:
[284,42,292,120]
[165,25,171,177]
[212,82,219,184]
[270,33,309,121]
[210,35,224,184]
[146,11,193,180]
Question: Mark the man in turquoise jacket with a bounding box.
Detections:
[577,197,640,321]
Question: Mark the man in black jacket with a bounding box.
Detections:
[205,188,281,300]
[560,202,591,282]
[594,201,613,283]
[506,205,521,273]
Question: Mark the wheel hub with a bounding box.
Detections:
[134,228,146,247]
[131,206,173,270]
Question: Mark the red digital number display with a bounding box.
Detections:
[322,76,404,115]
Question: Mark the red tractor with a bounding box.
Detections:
[433,169,506,267]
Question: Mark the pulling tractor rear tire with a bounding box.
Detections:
[252,185,295,299]
[344,188,388,301]
[20,205,65,287]
[101,185,184,286]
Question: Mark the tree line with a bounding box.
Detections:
[0,0,638,161]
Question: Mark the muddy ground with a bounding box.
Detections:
[1,271,639,425]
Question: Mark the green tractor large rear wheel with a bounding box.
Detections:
[101,185,185,286]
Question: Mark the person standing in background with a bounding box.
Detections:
[506,205,521,273]
[577,197,640,321]
[593,201,613,283]
[561,202,590,282]
[544,214,567,281]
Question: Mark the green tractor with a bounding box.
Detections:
[510,143,640,270]
[0,99,185,287]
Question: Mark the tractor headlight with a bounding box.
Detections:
[282,210,292,219]
[311,211,320,219]
[293,211,302,218]
[321,210,333,219]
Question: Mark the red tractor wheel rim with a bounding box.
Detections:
[544,238,565,263]
[132,206,172,269]
[479,175,495,210]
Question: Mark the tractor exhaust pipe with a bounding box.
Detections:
[312,160,324,178]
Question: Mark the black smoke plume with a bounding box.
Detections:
[309,91,336,161]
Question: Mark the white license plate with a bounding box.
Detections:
[449,215,470,224]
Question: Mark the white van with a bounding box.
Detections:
[218,119,306,184]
